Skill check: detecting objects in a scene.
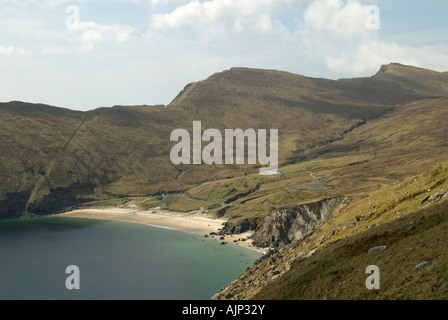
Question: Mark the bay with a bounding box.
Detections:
[0,216,261,300]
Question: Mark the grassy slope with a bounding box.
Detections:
[185,97,448,226]
[216,162,448,300]
[256,198,448,300]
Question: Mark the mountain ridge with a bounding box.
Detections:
[1,63,447,221]
[171,63,448,111]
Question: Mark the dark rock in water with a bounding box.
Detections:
[368,246,387,255]
[220,242,226,245]
[415,261,432,270]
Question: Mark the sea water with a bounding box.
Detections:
[0,216,261,300]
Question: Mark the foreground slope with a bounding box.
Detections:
[214,162,448,300]
[256,198,448,300]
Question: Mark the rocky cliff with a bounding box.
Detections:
[251,197,346,248]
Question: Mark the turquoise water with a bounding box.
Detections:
[0,216,261,300]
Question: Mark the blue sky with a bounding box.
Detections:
[1,0,447,111]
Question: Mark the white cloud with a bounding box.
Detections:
[327,41,448,75]
[0,45,16,55]
[0,45,29,55]
[299,0,448,77]
[148,0,189,5]
[38,0,72,9]
[41,46,69,55]
[78,43,95,53]
[80,29,105,43]
[304,0,369,39]
[254,13,273,33]
[150,0,293,38]
[2,0,73,9]
[70,21,137,52]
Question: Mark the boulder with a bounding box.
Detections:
[267,269,280,281]
[421,195,430,204]
[430,192,443,202]
[415,261,432,270]
[438,280,448,291]
[368,246,387,255]
[307,249,317,257]
[345,222,356,229]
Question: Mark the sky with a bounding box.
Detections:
[0,0,447,111]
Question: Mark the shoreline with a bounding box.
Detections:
[58,207,267,254]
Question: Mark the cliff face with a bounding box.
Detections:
[213,196,348,300]
[220,218,259,235]
[251,197,346,248]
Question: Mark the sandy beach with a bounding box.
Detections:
[58,207,266,253]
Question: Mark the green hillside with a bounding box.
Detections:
[0,63,447,225]
[255,163,448,300]
[213,162,448,300]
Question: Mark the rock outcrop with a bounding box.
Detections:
[220,218,259,235]
[368,246,387,255]
[421,189,448,205]
[251,197,345,248]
